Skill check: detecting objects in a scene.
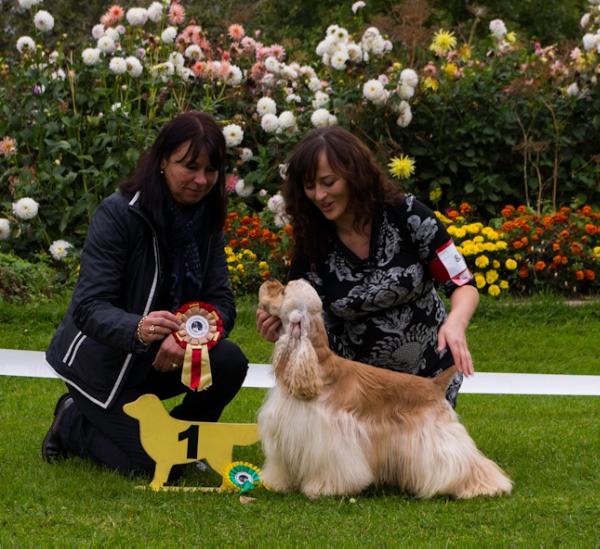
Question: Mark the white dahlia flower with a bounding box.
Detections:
[97,36,116,54]
[81,48,101,66]
[147,2,163,22]
[125,56,143,77]
[489,19,507,40]
[49,240,73,260]
[161,27,178,44]
[278,111,296,130]
[91,24,105,40]
[222,124,244,147]
[16,36,36,53]
[12,197,39,220]
[235,179,254,197]
[400,68,418,88]
[257,96,277,116]
[126,7,148,26]
[34,10,54,32]
[240,148,253,162]
[363,78,385,101]
[0,219,10,240]
[109,57,127,75]
[260,113,279,133]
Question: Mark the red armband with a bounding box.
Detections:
[428,240,473,286]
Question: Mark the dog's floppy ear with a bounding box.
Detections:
[258,279,284,316]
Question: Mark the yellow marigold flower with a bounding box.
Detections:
[593,246,600,258]
[236,263,245,272]
[224,246,233,255]
[434,211,452,224]
[496,241,508,250]
[486,269,499,284]
[506,32,517,44]
[483,242,497,252]
[388,155,416,180]
[500,280,509,290]
[482,227,499,240]
[475,255,489,268]
[429,187,442,202]
[258,261,268,270]
[488,284,501,297]
[505,258,517,270]
[475,274,486,289]
[493,259,500,269]
[473,235,484,243]
[422,76,439,91]
[242,249,257,261]
[226,254,236,263]
[392,62,402,71]
[430,29,457,56]
[442,62,459,78]
[465,224,480,234]
[454,227,467,239]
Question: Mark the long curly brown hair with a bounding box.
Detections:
[283,126,404,261]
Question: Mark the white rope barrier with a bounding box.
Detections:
[1,348,599,396]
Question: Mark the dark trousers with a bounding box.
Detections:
[58,339,248,476]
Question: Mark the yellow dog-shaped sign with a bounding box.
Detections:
[123,394,260,491]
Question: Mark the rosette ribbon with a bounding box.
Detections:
[172,301,224,391]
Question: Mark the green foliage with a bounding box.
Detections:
[0,251,74,303]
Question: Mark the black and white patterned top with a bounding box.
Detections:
[289,195,475,380]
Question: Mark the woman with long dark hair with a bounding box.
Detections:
[43,111,248,477]
[257,126,479,407]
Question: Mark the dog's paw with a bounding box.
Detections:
[262,468,292,493]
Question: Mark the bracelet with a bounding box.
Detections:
[136,315,148,345]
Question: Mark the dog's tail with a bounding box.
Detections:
[432,365,458,392]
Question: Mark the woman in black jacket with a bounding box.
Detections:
[43,111,249,477]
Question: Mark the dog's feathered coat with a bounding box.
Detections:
[257,279,512,499]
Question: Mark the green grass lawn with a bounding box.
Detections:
[1,294,599,546]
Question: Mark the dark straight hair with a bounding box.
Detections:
[120,111,227,230]
[283,126,403,260]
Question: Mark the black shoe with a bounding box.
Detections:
[41,393,74,463]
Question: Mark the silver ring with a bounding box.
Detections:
[150,324,155,333]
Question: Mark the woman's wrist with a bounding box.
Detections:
[136,315,148,345]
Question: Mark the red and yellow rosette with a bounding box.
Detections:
[173,301,224,392]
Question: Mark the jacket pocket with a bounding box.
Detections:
[62,331,87,367]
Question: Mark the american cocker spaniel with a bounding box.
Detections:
[257,278,512,499]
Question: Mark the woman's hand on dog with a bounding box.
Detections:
[437,318,474,376]
[256,308,282,342]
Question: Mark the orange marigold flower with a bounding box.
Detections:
[585,224,597,235]
[570,242,583,256]
[534,261,546,271]
[575,270,585,280]
[535,227,544,235]
[227,211,238,220]
[517,205,527,213]
[520,236,529,245]
[240,237,250,247]
[543,215,553,227]
[518,267,529,279]
[447,209,459,220]
[229,239,239,248]
[559,207,571,216]
[261,271,271,280]
[559,230,569,239]
[581,205,592,216]
[585,270,595,281]
[561,256,568,265]
[513,240,524,249]
[236,226,248,236]
[284,224,293,235]
[531,234,539,241]
[552,242,561,251]
[241,215,252,225]
[248,228,258,239]
[501,205,515,218]
[459,202,472,214]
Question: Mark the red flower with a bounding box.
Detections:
[584,224,597,235]
[534,261,546,271]
[581,205,592,216]
[575,270,585,281]
[585,270,596,281]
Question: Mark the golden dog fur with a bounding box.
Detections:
[257,279,512,499]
